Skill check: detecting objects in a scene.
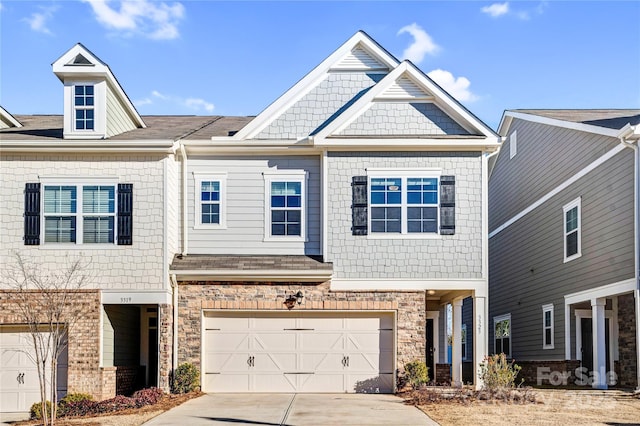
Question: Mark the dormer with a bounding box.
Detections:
[52,43,145,140]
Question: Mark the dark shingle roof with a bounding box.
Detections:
[513,109,640,130]
[170,254,332,272]
[0,115,254,141]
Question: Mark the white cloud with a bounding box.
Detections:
[481,2,509,18]
[23,5,58,35]
[82,0,185,40]
[397,23,440,64]
[427,69,478,103]
[135,90,215,113]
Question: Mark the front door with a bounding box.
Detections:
[426,319,435,380]
[580,317,611,375]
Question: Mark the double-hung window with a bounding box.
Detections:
[563,198,581,262]
[264,171,307,240]
[494,314,511,357]
[43,181,115,244]
[74,85,95,131]
[368,169,440,236]
[542,304,554,349]
[194,173,227,229]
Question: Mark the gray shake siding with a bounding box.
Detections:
[489,146,634,360]
[256,72,384,139]
[339,103,469,136]
[489,119,621,231]
[326,151,483,279]
[187,155,321,255]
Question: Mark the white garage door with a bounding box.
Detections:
[202,312,394,393]
[0,327,68,413]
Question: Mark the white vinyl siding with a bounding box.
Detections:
[542,304,554,349]
[563,197,581,262]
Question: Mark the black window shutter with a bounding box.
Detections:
[351,176,368,236]
[117,183,133,245]
[24,183,41,245]
[440,176,455,235]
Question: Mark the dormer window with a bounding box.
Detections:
[74,85,95,130]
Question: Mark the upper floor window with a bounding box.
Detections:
[264,171,307,241]
[563,197,581,262]
[194,173,227,229]
[74,85,95,130]
[542,304,554,349]
[44,184,115,244]
[494,314,511,357]
[368,170,440,236]
[509,130,517,159]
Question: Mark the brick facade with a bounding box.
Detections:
[178,281,426,378]
[617,293,638,388]
[158,303,173,393]
[0,289,114,400]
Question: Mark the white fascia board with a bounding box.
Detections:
[0,105,22,127]
[496,112,513,136]
[0,140,176,153]
[171,269,332,282]
[313,61,498,140]
[232,31,399,141]
[503,111,622,138]
[564,278,636,305]
[331,278,487,295]
[314,137,501,151]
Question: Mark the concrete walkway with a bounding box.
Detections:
[143,393,439,426]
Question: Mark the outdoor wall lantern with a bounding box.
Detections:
[284,290,304,309]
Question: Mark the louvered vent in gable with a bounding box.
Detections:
[68,54,93,66]
[377,75,433,100]
[332,45,389,71]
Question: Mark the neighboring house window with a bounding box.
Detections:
[509,130,517,159]
[194,173,227,229]
[44,183,115,244]
[542,304,554,349]
[368,170,440,236]
[263,171,307,240]
[563,197,581,262]
[74,85,94,130]
[461,324,467,361]
[494,314,511,357]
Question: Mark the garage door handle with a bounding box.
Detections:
[17,373,24,384]
[247,356,255,367]
[341,356,349,367]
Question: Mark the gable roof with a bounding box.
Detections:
[52,43,146,129]
[0,105,22,128]
[498,109,640,138]
[230,31,400,140]
[312,60,500,147]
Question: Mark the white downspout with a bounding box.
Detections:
[170,274,179,373]
[179,143,188,256]
[619,129,640,391]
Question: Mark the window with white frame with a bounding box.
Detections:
[509,130,517,159]
[74,84,95,131]
[194,173,227,229]
[494,314,511,357]
[264,171,307,240]
[563,198,581,262]
[368,169,440,235]
[43,183,115,244]
[542,304,554,349]
[461,324,467,360]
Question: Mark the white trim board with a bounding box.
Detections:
[498,111,625,139]
[564,278,636,305]
[330,278,487,296]
[489,144,627,239]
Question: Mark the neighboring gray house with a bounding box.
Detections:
[1,31,499,415]
[488,109,640,389]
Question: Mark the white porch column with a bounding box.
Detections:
[473,296,488,390]
[591,298,607,389]
[451,298,463,387]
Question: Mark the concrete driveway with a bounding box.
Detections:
[143,393,438,426]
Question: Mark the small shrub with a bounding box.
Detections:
[30,400,52,420]
[405,360,429,389]
[479,353,523,391]
[172,362,200,394]
[133,387,164,407]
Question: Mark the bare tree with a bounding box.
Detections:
[3,251,92,425]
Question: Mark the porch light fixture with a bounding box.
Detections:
[427,290,436,296]
[284,290,304,309]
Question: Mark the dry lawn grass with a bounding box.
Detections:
[14,392,200,426]
[418,389,640,426]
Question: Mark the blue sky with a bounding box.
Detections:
[1,1,638,129]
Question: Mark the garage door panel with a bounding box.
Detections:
[205,331,249,351]
[205,316,250,331]
[205,352,251,372]
[205,373,250,392]
[297,373,345,393]
[348,352,381,372]
[347,373,394,393]
[299,317,343,330]
[347,317,385,330]
[300,352,344,372]
[255,317,297,331]
[300,332,343,350]
[254,353,296,372]
[254,334,297,351]
[346,333,382,351]
[254,374,297,392]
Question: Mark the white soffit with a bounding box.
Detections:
[231,31,399,141]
